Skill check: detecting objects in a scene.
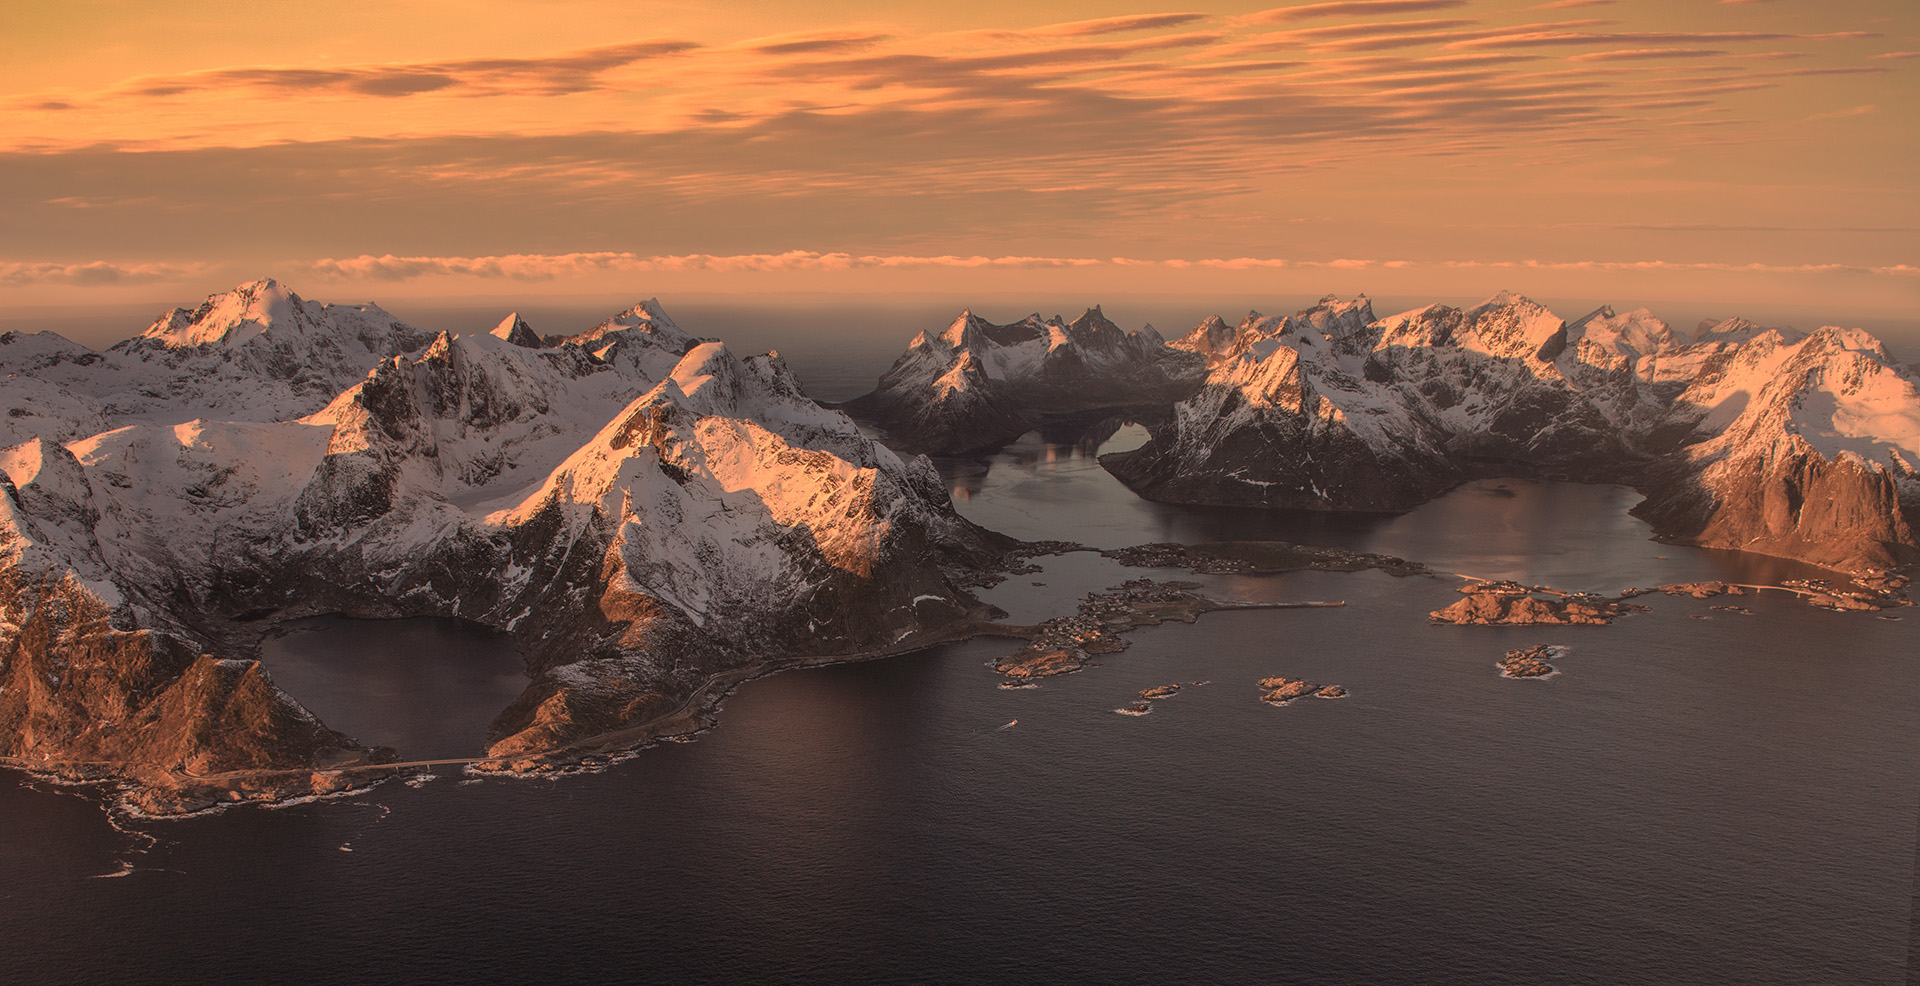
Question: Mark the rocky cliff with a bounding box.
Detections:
[1101,293,1919,572]
[0,280,1010,812]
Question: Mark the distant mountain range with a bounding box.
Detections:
[850,292,1920,572]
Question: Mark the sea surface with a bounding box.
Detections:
[3,356,1917,984]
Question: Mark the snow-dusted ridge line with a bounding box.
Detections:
[1101,291,1919,572]
[0,279,1008,815]
[842,305,1206,454]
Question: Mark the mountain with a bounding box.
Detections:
[842,306,1205,453]
[1101,292,1919,572]
[0,282,1008,813]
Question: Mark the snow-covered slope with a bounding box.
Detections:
[845,307,1204,453]
[1104,292,1920,571]
[1635,326,1920,570]
[0,282,1007,812]
[0,279,440,432]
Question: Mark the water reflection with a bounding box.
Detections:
[940,421,1843,592]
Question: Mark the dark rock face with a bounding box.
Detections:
[0,283,1013,811]
[1099,295,1920,573]
[843,307,1205,454]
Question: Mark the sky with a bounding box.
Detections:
[1,0,1915,322]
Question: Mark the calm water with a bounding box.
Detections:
[257,616,528,760]
[3,383,1917,984]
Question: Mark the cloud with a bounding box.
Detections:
[1805,104,1877,121]
[106,39,700,101]
[1453,30,1879,50]
[1248,1,1468,22]
[1225,18,1609,54]
[1530,0,1615,8]
[0,10,1903,281]
[284,252,1920,282]
[0,260,206,285]
[751,33,893,55]
[301,252,1105,281]
[1870,51,1920,60]
[1024,13,1212,37]
[1568,48,1724,62]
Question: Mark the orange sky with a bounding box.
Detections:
[1,1,1914,316]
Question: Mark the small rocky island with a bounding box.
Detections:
[1102,541,1427,577]
[984,579,1342,683]
[1258,677,1348,706]
[1498,645,1562,679]
[1431,581,1652,626]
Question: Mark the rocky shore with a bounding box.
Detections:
[1497,645,1562,679]
[987,579,1340,682]
[1257,676,1348,706]
[1102,541,1428,577]
[1430,581,1650,626]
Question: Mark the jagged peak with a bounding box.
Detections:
[1473,289,1555,315]
[1696,315,1805,346]
[137,278,304,349]
[490,313,543,348]
[125,278,427,359]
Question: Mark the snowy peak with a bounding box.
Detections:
[558,298,703,362]
[137,278,301,349]
[1172,315,1237,360]
[848,305,1207,453]
[1572,305,1681,361]
[490,313,544,348]
[129,278,430,357]
[1456,291,1568,362]
[1696,315,1805,346]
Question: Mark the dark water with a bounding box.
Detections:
[257,616,527,759]
[4,404,1918,984]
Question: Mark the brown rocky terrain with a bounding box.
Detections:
[1497,645,1561,679]
[1257,676,1347,706]
[1102,540,1427,577]
[987,579,1342,683]
[1430,581,1650,626]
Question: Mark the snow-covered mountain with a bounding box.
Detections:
[1102,292,1919,572]
[843,307,1205,453]
[0,281,1006,812]
[1,279,440,436]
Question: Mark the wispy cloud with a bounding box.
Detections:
[281,252,1920,282]
[1247,1,1468,23]
[0,260,208,285]
[105,39,699,102]
[1022,13,1212,37]
[302,252,1106,281]
[1453,29,1878,49]
[1568,48,1724,62]
[0,4,1905,293]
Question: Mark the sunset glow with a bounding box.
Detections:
[2,1,1913,311]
